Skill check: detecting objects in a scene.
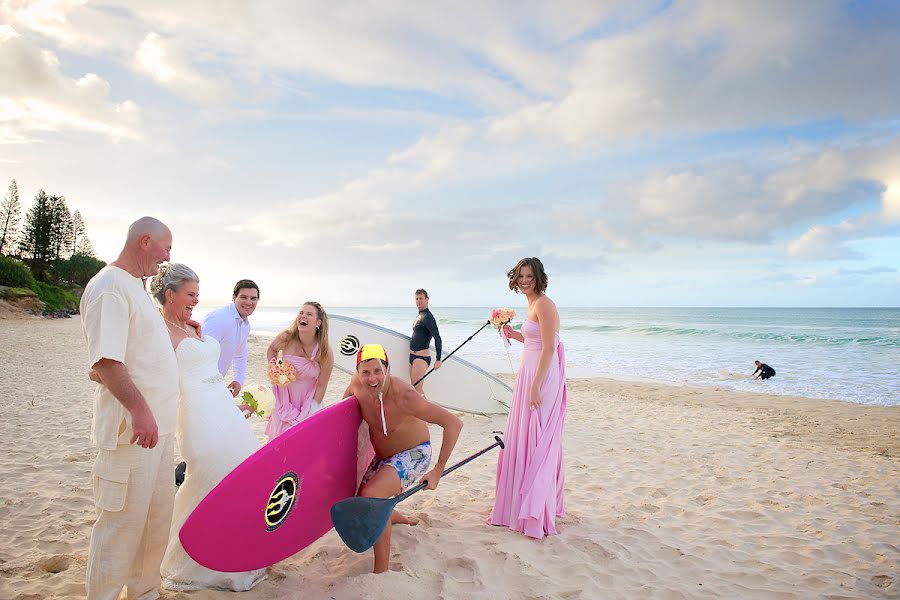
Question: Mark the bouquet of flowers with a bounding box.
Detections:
[268,350,297,387]
[490,307,516,347]
[490,307,517,371]
[240,384,276,418]
[490,307,516,329]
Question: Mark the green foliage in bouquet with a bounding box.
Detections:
[241,390,266,418]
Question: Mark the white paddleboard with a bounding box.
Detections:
[329,314,510,415]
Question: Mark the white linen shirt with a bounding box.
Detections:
[81,266,180,450]
[201,303,250,385]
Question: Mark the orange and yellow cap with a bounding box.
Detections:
[357,343,389,366]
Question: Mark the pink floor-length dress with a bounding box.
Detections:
[489,318,566,538]
[265,348,321,440]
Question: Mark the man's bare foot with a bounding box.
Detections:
[390,510,418,526]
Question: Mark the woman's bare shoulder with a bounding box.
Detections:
[535,294,557,312]
[268,332,287,350]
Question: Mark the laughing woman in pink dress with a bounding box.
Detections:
[489,257,567,538]
[265,301,334,440]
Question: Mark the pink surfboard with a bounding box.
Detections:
[179,396,362,571]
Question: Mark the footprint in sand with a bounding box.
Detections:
[40,555,71,573]
[719,509,763,521]
[443,557,482,589]
[871,574,894,589]
[569,537,615,561]
[640,503,660,514]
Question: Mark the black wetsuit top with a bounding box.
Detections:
[410,308,442,359]
[755,363,776,379]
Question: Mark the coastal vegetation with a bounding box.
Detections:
[0,179,105,314]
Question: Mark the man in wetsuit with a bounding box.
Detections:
[409,288,442,395]
[752,360,776,380]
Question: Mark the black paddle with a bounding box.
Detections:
[412,320,492,387]
[330,435,505,553]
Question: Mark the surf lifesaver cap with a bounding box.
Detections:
[357,343,389,367]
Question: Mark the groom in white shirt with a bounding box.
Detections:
[202,279,259,397]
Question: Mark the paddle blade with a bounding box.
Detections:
[330,496,396,553]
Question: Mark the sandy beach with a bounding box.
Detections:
[0,317,897,600]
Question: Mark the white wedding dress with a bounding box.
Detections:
[160,336,267,591]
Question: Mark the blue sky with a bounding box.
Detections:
[1,1,898,307]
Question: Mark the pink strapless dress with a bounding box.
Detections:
[489,318,566,538]
[265,349,321,440]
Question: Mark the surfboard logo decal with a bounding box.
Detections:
[265,472,300,531]
[339,334,360,356]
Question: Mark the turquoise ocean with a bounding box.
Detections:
[194,306,900,407]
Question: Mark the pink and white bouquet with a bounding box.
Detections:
[240,384,276,418]
[490,307,516,328]
[490,307,516,347]
[268,350,297,387]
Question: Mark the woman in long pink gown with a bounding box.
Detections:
[489,257,566,538]
[265,302,335,440]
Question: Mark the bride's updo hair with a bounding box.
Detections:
[150,262,199,306]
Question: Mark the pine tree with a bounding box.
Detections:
[77,234,96,258]
[48,195,74,260]
[71,210,85,256]
[18,189,55,280]
[0,179,20,256]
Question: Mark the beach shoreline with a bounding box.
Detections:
[214,305,900,408]
[1,318,897,599]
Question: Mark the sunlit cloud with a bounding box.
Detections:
[0,25,140,140]
[349,240,423,252]
[133,32,234,104]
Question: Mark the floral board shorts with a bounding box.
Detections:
[361,441,432,491]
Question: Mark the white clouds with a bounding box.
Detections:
[3,1,899,306]
[0,25,140,140]
[198,154,231,170]
[781,140,900,260]
[349,240,423,252]
[387,125,471,182]
[882,182,900,223]
[2,0,89,48]
[13,1,896,137]
[4,1,899,133]
[3,1,618,112]
[26,1,527,112]
[786,225,864,261]
[490,3,900,144]
[133,32,234,104]
[591,221,643,253]
[134,32,177,82]
[836,266,896,277]
[244,125,471,248]
[597,165,777,244]
[785,206,899,261]
[245,193,392,248]
[565,134,900,261]
[0,0,144,54]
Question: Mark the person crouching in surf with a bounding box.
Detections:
[342,343,463,573]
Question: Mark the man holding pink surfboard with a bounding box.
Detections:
[342,343,463,573]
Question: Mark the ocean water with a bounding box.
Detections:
[193,306,900,407]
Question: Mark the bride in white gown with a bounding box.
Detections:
[151,263,267,591]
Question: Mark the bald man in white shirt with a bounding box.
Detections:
[81,216,180,600]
